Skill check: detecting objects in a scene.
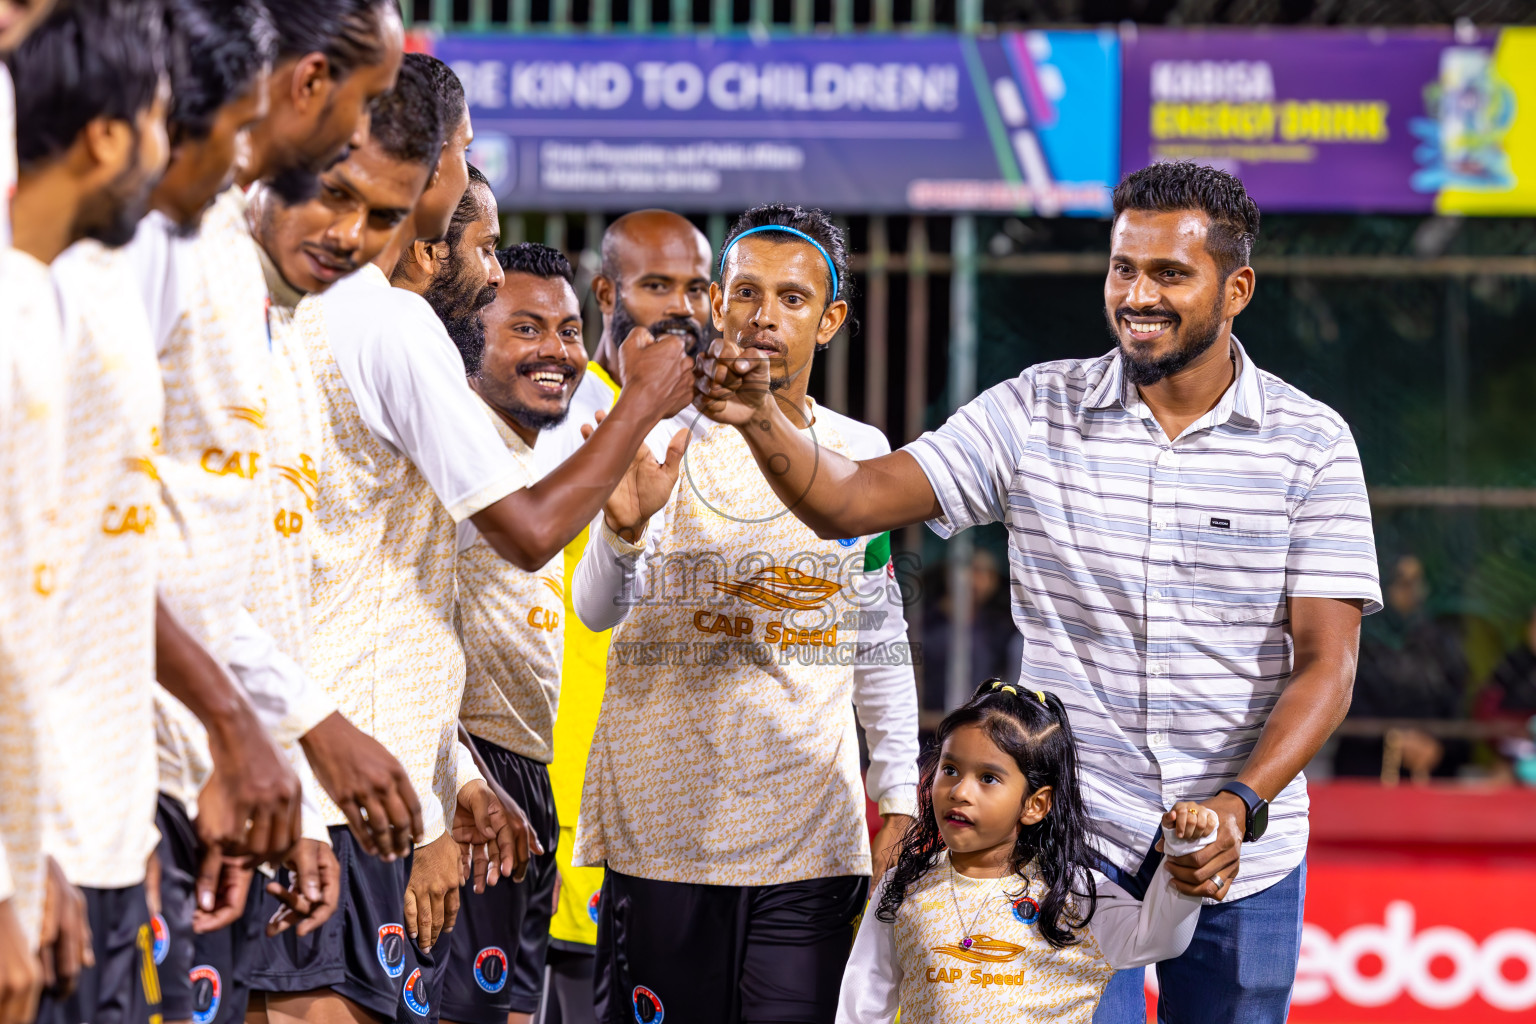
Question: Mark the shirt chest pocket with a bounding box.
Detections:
[1183,513,1289,625]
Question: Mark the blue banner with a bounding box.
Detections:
[435,31,1120,214]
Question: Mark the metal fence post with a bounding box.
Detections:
[945,214,979,710]
[865,216,890,433]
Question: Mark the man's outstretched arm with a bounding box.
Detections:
[470,329,694,571]
[693,339,940,538]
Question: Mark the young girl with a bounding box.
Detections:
[836,680,1217,1023]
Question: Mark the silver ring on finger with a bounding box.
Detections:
[1212,873,1224,889]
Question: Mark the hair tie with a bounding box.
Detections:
[718,225,840,300]
[1034,689,1047,706]
[1001,685,1018,696]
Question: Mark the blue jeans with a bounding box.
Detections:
[1091,852,1306,1024]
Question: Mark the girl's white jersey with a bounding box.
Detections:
[837,835,1211,1023]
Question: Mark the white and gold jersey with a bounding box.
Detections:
[838,841,1210,1023]
[455,397,563,762]
[0,246,64,942]
[298,265,523,844]
[572,406,916,886]
[47,241,163,889]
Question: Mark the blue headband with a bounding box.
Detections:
[718,225,840,301]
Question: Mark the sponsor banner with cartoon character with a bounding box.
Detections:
[1121,25,1536,214]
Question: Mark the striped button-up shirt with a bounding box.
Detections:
[905,339,1381,901]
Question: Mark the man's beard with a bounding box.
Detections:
[476,362,576,435]
[1107,294,1225,386]
[609,294,705,357]
[85,139,152,249]
[423,256,497,373]
[503,402,571,433]
[84,193,149,249]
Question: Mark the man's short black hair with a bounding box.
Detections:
[366,52,443,169]
[7,0,165,170]
[1111,161,1260,279]
[497,241,574,285]
[165,0,277,143]
[263,0,393,78]
[721,202,850,304]
[409,52,466,131]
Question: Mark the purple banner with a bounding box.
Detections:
[1121,27,1469,213]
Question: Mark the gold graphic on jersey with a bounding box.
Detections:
[226,400,267,429]
[127,455,159,481]
[711,566,840,612]
[274,455,319,511]
[200,448,259,479]
[931,935,1028,964]
[103,503,155,535]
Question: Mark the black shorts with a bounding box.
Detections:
[154,794,251,1024]
[440,736,559,1023]
[245,826,450,1021]
[35,882,162,1024]
[593,869,868,1024]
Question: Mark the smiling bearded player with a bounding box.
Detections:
[571,203,920,1024]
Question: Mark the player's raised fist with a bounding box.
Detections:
[693,336,770,426]
[620,327,696,420]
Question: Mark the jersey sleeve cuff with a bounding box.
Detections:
[279,690,340,749]
[876,785,918,819]
[446,474,523,524]
[599,519,647,557]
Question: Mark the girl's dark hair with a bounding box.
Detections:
[876,678,1100,948]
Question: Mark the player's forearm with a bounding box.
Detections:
[737,400,938,538]
[1234,617,1359,801]
[733,398,871,537]
[154,596,259,747]
[477,396,661,570]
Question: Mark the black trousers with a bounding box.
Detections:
[594,868,867,1024]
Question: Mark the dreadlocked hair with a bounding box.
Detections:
[875,678,1101,949]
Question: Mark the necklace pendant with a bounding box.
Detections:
[961,937,974,949]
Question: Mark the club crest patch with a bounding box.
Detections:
[149,913,170,965]
[190,965,221,1024]
[632,984,664,1023]
[473,947,508,993]
[402,967,431,1017]
[377,923,407,978]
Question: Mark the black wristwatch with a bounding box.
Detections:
[1218,781,1269,842]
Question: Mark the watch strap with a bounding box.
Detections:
[1219,781,1263,840]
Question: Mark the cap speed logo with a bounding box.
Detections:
[190,966,221,1024]
[149,913,170,965]
[632,985,664,1023]
[473,947,508,993]
[377,924,407,978]
[402,967,431,1017]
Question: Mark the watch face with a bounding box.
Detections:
[1250,800,1270,841]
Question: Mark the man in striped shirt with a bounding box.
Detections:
[696,162,1381,1023]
